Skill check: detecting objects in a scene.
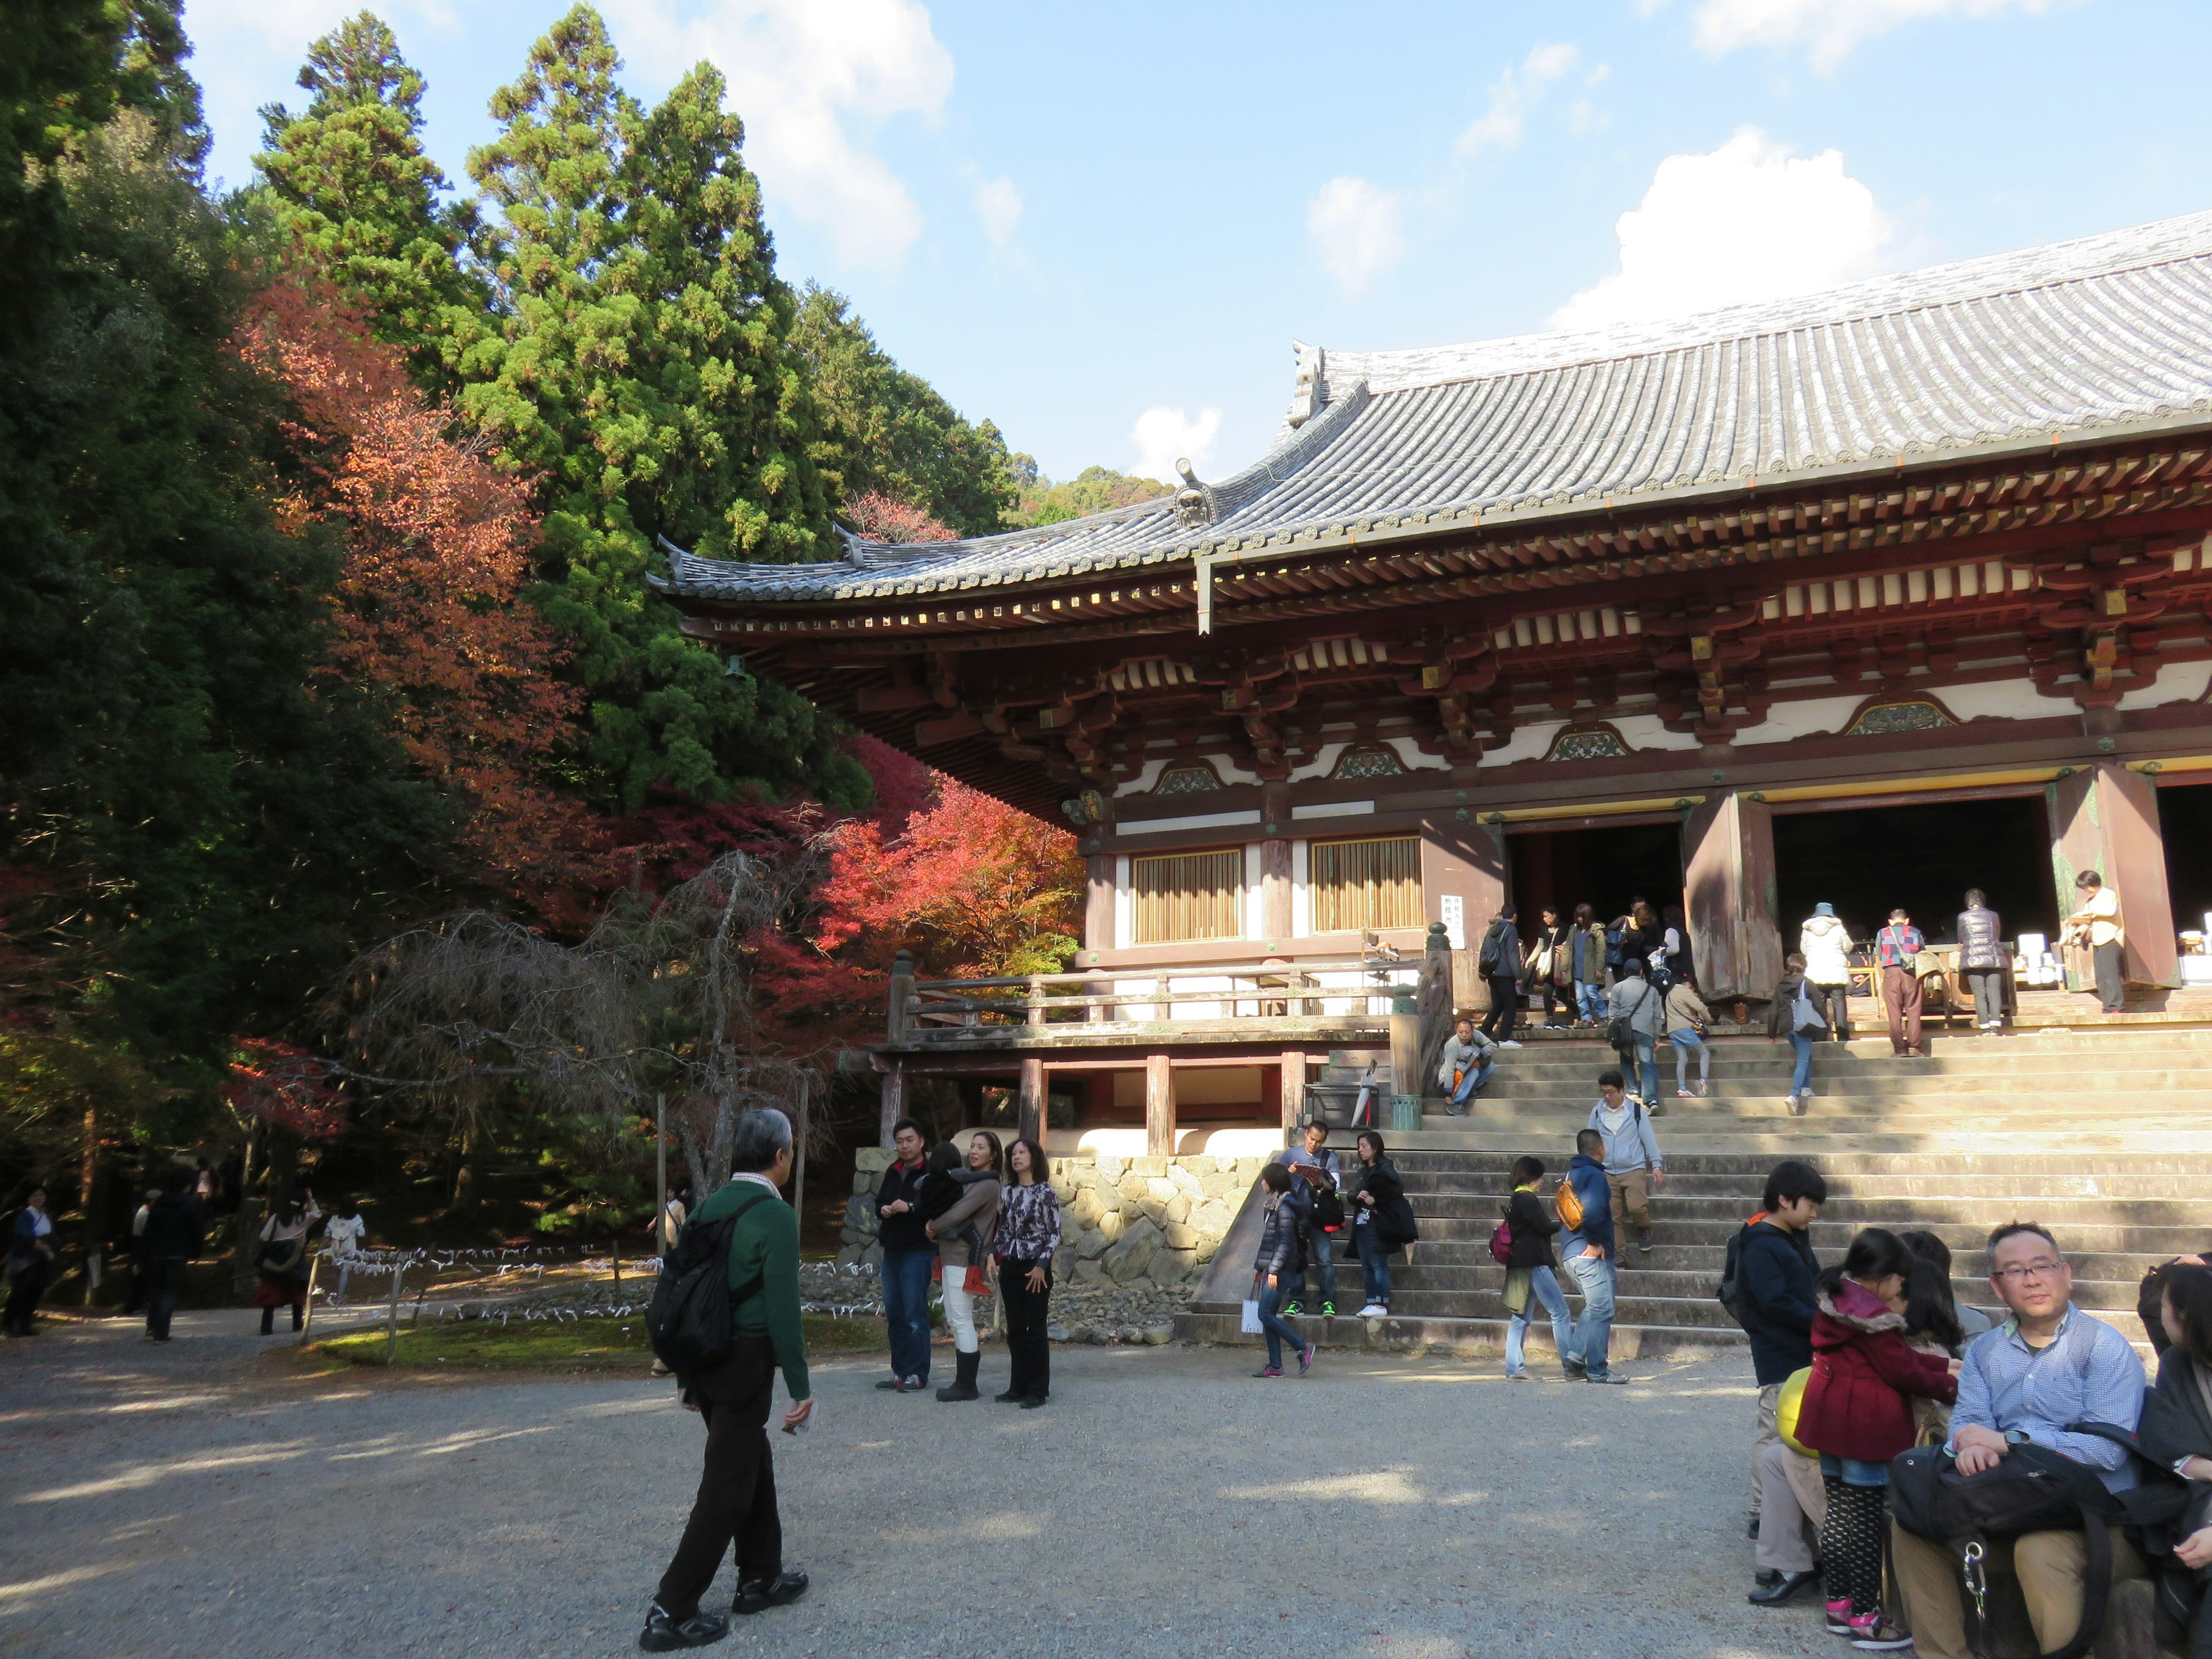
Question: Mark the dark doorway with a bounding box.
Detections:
[1510,820,1684,931]
[2158,780,2212,939]
[1771,795,2054,949]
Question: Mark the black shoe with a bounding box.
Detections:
[1585,1373,1630,1385]
[732,1571,808,1616]
[640,1603,730,1650]
[994,1388,1023,1403]
[1020,1393,1048,1409]
[1747,1570,1819,1607]
[1754,1570,1781,1588]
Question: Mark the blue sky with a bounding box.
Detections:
[186,0,2212,491]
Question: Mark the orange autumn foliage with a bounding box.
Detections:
[237,276,602,899]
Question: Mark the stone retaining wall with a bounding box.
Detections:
[839,1146,1264,1287]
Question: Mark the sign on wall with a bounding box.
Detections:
[1440,893,1466,950]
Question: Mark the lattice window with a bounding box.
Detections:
[1310,835,1421,933]
[1132,849,1244,943]
[1546,725,1631,762]
[1330,744,1407,780]
[1847,700,1955,737]
[1154,763,1222,795]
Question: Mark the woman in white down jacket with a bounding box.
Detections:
[1797,903,1854,1042]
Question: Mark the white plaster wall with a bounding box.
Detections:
[1115,753,1267,797]
[1608,714,1703,752]
[1732,695,1869,747]
[1940,680,2075,721]
[1291,840,1311,938]
[2116,660,2212,711]
[1113,856,1131,949]
[1243,843,1264,941]
[1476,719,1565,767]
[1286,734,1446,782]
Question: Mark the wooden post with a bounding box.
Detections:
[299,1252,320,1344]
[384,1257,405,1365]
[1388,988,1423,1132]
[2048,762,2179,991]
[1144,1052,1175,1157]
[1279,1050,1306,1135]
[878,1061,906,1150]
[887,949,915,1040]
[1680,791,1784,1001]
[1018,1056,1046,1146]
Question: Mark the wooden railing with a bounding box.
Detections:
[885,951,1421,1040]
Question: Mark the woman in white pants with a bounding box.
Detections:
[925,1132,1002,1402]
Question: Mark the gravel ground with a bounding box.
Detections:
[0,1314,1839,1659]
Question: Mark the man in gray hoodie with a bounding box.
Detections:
[1585,1070,1666,1257]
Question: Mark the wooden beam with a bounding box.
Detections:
[1018,1055,1045,1146]
[1279,1051,1306,1135]
[1144,1052,1175,1157]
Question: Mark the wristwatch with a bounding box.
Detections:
[2004,1429,2032,1447]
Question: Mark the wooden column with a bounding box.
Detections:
[1018,1056,1046,1145]
[2048,763,2178,989]
[1085,854,1116,953]
[1144,1052,1175,1157]
[1279,1050,1306,1135]
[878,1061,906,1149]
[1260,838,1294,944]
[1681,792,1784,1001]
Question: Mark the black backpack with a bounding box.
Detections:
[646,1189,777,1377]
[1715,1221,1759,1331]
[1477,922,1504,976]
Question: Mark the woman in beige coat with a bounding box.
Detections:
[925,1131,1002,1402]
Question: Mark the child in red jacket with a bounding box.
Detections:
[1797,1228,1960,1652]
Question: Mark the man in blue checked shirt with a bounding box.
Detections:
[1888,1222,2150,1659]
[1874,907,1929,1058]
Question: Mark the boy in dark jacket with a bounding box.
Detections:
[1738,1160,1827,1545]
[1561,1130,1626,1384]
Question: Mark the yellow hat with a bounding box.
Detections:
[1775,1365,1816,1456]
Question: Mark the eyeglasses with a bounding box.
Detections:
[1993,1259,2067,1283]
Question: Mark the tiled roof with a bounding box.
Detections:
[658,210,2212,605]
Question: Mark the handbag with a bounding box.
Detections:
[1240,1298,1263,1335]
[256,1233,304,1275]
[1792,982,1827,1037]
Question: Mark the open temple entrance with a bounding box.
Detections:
[2158,779,2212,942]
[1770,794,2055,949]
[1509,818,1685,930]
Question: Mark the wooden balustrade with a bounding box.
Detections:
[891,955,1419,1038]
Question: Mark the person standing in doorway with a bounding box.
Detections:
[2065,870,2126,1014]
[1607,960,1665,1105]
[141,1168,204,1344]
[1956,889,2007,1032]
[1562,1130,1627,1384]
[1527,907,1574,1029]
[872,1117,935,1392]
[1768,953,1823,1115]
[1586,1070,1665,1257]
[1435,1016,1497,1114]
[991,1137,1059,1409]
[3,1187,57,1338]
[1571,903,1609,1026]
[1664,971,1713,1099]
[1874,907,1928,1058]
[1798,903,1853,1041]
[1477,906,1527,1047]
[1500,1156,1571,1380]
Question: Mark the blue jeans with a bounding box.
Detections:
[1789,1032,1815,1097]
[1293,1226,1336,1310]
[1563,1249,1616,1378]
[1256,1279,1305,1369]
[1506,1265,1573,1376]
[1575,981,1605,1021]
[1448,1058,1493,1107]
[1617,1032,1657,1102]
[880,1247,936,1383]
[1354,1221,1391,1307]
[1669,1028,1709,1092]
[1819,1453,1889,1487]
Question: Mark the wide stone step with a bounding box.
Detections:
[1404,1191,2212,1228]
[1389,1169,2212,1200]
[1356,1261,2138,1312]
[1377,1238,2173,1282]
[1173,1306,1746,1360]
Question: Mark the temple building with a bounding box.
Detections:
[657,211,2212,1154]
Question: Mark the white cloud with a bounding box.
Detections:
[1306,176,1406,300]
[1552,127,1895,330]
[1687,0,2052,69]
[1130,407,1222,488]
[607,0,955,266]
[1456,41,1580,158]
[974,176,1021,248]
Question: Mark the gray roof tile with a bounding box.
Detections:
[660,209,2212,604]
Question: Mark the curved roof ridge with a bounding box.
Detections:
[1313,208,2212,402]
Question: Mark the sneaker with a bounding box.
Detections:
[732,1571,808,1616]
[1498,1039,1523,1048]
[1562,1356,1587,1378]
[1637,1236,1653,1255]
[1585,1372,1630,1385]
[873,1376,904,1390]
[1847,1611,1914,1651]
[1320,1301,1335,1317]
[1676,1088,1693,1098]
[1356,1303,1387,1317]
[1824,1600,1854,1636]
[1508,1369,1528,1381]
[1297,1342,1315,1375]
[1282,1300,1302,1317]
[1695,1080,1709,1097]
[1251,1365,1283,1378]
[895,1376,926,1392]
[639,1602,732,1651]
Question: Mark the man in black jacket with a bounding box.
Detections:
[1477,907,1526,1047]
[139,1168,206,1344]
[1738,1161,1824,1550]
[873,1118,935,1391]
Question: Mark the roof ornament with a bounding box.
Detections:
[1287,340,1325,427]
[1173,460,1215,531]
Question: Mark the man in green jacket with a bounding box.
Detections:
[642,1108,814,1652]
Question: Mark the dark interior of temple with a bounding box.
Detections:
[2158,779,2212,938]
[1771,794,2055,948]
[1509,820,1686,932]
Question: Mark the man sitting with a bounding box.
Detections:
[1435,1016,1497,1115]
[1889,1221,2149,1659]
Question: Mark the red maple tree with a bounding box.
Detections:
[236,276,602,903]
[843,491,957,543]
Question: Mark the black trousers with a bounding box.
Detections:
[1815,982,1851,1041]
[145,1257,187,1340]
[1479,975,1520,1041]
[999,1256,1052,1399]
[656,1339,782,1619]
[3,1258,50,1334]
[2093,940,2124,1011]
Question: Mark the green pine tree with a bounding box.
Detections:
[255,11,487,388]
[458,6,862,812]
[791,282,1016,537]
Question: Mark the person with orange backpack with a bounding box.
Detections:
[1497,1155,1571,1380]
[1559,1130,1626,1384]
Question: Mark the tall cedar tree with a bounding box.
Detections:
[791,282,1016,537]
[253,13,488,391]
[240,276,603,907]
[458,7,862,813]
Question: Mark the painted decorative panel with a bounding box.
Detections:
[1329,744,1407,781]
[1154,763,1224,794]
[1132,849,1244,943]
[1846,700,1956,737]
[1546,724,1633,762]
[1310,835,1422,933]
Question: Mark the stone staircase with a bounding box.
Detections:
[1176,1028,2212,1362]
